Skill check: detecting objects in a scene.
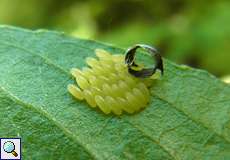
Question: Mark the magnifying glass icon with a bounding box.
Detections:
[3,141,18,157]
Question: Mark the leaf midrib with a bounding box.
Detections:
[0,86,98,160]
[0,84,176,160]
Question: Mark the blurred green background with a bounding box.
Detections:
[0,0,229,77]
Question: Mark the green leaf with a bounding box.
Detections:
[0,25,230,160]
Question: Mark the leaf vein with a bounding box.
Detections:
[0,86,98,160]
[153,94,230,144]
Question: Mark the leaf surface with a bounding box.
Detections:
[0,26,230,160]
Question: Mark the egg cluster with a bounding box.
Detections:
[68,49,158,115]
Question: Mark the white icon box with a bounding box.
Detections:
[0,138,21,160]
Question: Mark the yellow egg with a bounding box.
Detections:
[91,87,103,96]
[83,90,97,108]
[67,84,84,100]
[132,88,147,107]
[117,80,128,90]
[75,75,90,90]
[95,95,111,114]
[95,49,112,59]
[82,67,94,78]
[125,92,140,111]
[86,57,100,67]
[71,68,83,78]
[105,96,122,115]
[68,48,157,115]
[117,97,134,114]
[113,54,124,63]
[102,83,113,96]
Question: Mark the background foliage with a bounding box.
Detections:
[0,0,229,76]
